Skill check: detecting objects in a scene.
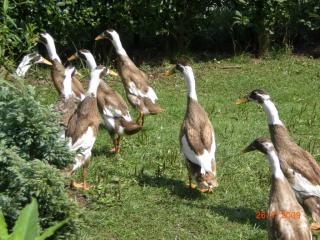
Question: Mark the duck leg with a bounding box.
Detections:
[82,160,90,190]
[70,155,85,189]
[115,136,121,154]
[141,112,145,126]
[110,137,118,153]
[185,163,196,189]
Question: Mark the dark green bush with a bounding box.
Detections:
[0,78,79,239]
[0,143,78,239]
[0,81,73,169]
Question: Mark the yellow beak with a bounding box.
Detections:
[75,70,82,77]
[108,69,119,77]
[67,54,78,61]
[235,97,249,105]
[40,58,52,66]
[164,68,175,77]
[95,34,104,41]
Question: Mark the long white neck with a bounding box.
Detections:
[83,53,97,70]
[87,72,101,97]
[45,40,61,63]
[183,67,197,101]
[111,34,127,56]
[262,100,283,126]
[266,150,285,180]
[15,57,32,77]
[62,74,73,99]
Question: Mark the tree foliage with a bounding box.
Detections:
[0,0,320,66]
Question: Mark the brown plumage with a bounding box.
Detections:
[54,95,79,130]
[269,124,320,223]
[51,60,85,100]
[97,80,142,153]
[180,97,217,191]
[66,96,100,144]
[65,66,106,190]
[95,29,163,126]
[118,55,163,115]
[167,63,217,192]
[243,138,311,240]
[67,49,142,153]
[237,89,320,224]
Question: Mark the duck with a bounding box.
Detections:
[53,65,80,139]
[39,33,85,100]
[95,29,163,126]
[237,89,320,225]
[67,49,142,153]
[165,63,217,192]
[66,66,107,190]
[15,53,52,77]
[243,137,311,240]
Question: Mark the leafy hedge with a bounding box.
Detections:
[1,0,320,68]
[0,78,79,239]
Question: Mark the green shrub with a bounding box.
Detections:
[0,80,73,169]
[0,78,79,239]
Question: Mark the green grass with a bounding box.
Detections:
[27,54,320,239]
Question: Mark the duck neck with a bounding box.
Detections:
[62,74,73,99]
[111,35,127,56]
[84,53,97,71]
[87,72,101,97]
[267,150,285,180]
[262,100,283,126]
[183,69,197,101]
[15,58,32,77]
[46,40,61,63]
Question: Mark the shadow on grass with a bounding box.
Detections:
[137,174,205,200]
[210,205,266,230]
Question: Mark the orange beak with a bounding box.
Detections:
[40,58,52,65]
[67,54,78,61]
[108,69,118,77]
[235,97,249,105]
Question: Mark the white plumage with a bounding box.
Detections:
[181,134,216,174]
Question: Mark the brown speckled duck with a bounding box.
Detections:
[68,49,141,153]
[39,32,85,100]
[243,137,311,240]
[166,63,217,192]
[95,29,163,126]
[237,89,320,227]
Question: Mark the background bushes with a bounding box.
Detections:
[1,0,320,68]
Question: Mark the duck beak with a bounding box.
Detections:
[241,144,255,154]
[164,67,175,76]
[108,69,118,77]
[40,58,52,65]
[75,70,82,77]
[235,97,249,105]
[67,54,78,61]
[95,34,104,41]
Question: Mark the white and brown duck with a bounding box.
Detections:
[39,33,85,100]
[65,66,109,190]
[95,29,163,126]
[67,49,142,153]
[243,137,311,239]
[54,65,80,139]
[237,89,320,226]
[15,53,52,77]
[166,63,217,192]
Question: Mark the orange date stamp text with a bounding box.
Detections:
[256,211,301,220]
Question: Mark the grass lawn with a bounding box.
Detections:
[29,54,320,239]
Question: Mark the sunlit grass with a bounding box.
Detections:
[29,54,320,239]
